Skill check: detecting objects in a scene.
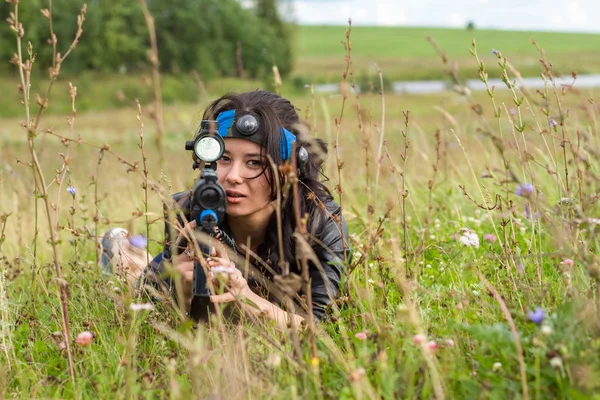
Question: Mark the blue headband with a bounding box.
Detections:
[216,110,296,161]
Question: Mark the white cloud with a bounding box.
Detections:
[567,1,588,24]
[290,0,600,32]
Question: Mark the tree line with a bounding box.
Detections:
[0,0,294,81]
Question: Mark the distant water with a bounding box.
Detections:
[313,74,600,95]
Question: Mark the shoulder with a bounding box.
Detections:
[308,198,348,243]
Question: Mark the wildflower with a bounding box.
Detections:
[492,362,502,371]
[541,325,553,336]
[492,48,499,56]
[515,183,534,197]
[67,186,76,196]
[527,307,545,325]
[427,341,438,351]
[76,331,94,347]
[266,353,282,368]
[129,303,154,312]
[549,356,563,369]
[129,234,148,249]
[354,331,367,341]
[458,229,480,248]
[525,204,531,219]
[549,119,557,127]
[445,339,455,347]
[561,258,574,267]
[483,233,497,243]
[413,334,427,345]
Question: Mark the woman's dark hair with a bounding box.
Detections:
[201,90,333,275]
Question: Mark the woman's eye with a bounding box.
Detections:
[247,159,264,168]
[219,156,231,163]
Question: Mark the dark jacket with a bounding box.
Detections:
[142,190,351,321]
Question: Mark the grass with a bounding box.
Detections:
[2,14,600,399]
[293,25,600,82]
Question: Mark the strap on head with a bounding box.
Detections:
[214,109,297,161]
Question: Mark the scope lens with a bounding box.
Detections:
[235,114,259,136]
[194,136,223,162]
[199,187,220,208]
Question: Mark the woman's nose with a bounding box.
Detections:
[225,162,243,184]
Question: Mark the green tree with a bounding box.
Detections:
[254,0,294,77]
[0,0,296,81]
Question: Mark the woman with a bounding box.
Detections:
[104,90,350,329]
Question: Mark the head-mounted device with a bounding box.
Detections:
[216,109,297,161]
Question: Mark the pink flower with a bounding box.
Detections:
[76,331,94,347]
[413,334,427,345]
[445,339,455,347]
[427,341,438,351]
[355,331,367,341]
[561,258,574,266]
[483,234,497,243]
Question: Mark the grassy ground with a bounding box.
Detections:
[2,34,600,397]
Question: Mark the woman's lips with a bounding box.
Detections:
[226,190,245,204]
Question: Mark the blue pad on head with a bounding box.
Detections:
[214,109,296,161]
[279,127,296,161]
[216,109,236,138]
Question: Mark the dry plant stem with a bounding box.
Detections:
[136,100,151,268]
[533,43,571,194]
[139,0,165,166]
[374,64,386,194]
[53,84,76,234]
[35,2,85,139]
[334,21,353,268]
[93,151,105,267]
[478,272,530,400]
[10,3,87,383]
[400,111,410,261]
[290,153,317,360]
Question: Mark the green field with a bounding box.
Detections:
[293,25,600,81]
[2,25,600,119]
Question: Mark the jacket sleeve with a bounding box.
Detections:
[307,202,351,321]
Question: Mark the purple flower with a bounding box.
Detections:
[515,183,534,197]
[492,48,499,56]
[67,187,76,196]
[525,204,531,219]
[549,119,557,127]
[483,233,497,243]
[129,235,147,249]
[527,307,545,325]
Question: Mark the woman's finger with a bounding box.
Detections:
[210,292,235,303]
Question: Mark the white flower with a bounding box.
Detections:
[129,303,154,311]
[493,362,502,371]
[550,357,563,369]
[458,229,480,248]
[541,325,552,336]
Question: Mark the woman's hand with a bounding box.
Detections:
[207,248,250,303]
[171,220,247,308]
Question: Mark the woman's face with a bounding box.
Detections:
[216,138,273,218]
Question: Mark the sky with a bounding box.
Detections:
[279,0,600,33]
